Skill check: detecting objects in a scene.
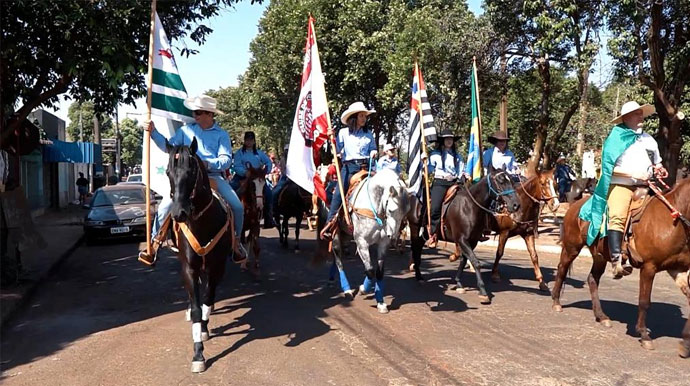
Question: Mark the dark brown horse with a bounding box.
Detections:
[490,169,559,291]
[237,164,267,275]
[274,179,312,251]
[166,139,231,372]
[552,178,690,357]
[408,166,522,304]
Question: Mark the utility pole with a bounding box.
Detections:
[115,109,121,180]
[78,102,84,142]
[92,114,100,190]
[499,53,508,136]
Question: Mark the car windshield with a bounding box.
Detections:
[128,175,142,182]
[92,189,146,206]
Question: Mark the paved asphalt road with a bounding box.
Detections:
[1,226,688,385]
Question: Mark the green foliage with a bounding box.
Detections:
[66,101,112,142]
[1,0,257,128]
[118,118,143,168]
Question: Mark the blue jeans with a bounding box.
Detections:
[152,175,243,238]
[327,162,362,222]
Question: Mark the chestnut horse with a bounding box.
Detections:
[552,178,690,358]
[237,165,267,275]
[166,139,231,372]
[490,169,559,291]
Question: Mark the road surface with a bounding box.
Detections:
[1,227,688,385]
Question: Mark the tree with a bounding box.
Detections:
[66,101,112,142]
[1,0,260,145]
[607,0,690,185]
[119,118,143,167]
[486,0,604,171]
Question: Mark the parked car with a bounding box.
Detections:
[83,185,157,244]
[126,174,142,182]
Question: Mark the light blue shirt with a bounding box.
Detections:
[151,122,232,173]
[336,127,377,161]
[376,156,401,175]
[482,147,519,173]
[232,147,272,177]
[429,149,464,180]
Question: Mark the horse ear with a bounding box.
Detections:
[190,137,198,155]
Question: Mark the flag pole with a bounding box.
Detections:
[144,0,157,256]
[416,62,433,232]
[473,56,484,177]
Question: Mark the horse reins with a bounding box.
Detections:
[463,173,512,217]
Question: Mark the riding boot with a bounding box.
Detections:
[607,230,631,279]
[320,217,338,241]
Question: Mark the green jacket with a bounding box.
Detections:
[578,124,640,245]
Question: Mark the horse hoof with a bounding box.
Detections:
[600,319,612,328]
[478,295,491,304]
[377,303,389,314]
[344,289,355,298]
[678,341,690,358]
[455,287,466,294]
[640,339,655,351]
[191,360,206,373]
[552,304,563,313]
[538,281,550,292]
[201,332,210,341]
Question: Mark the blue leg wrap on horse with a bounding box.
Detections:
[374,280,384,304]
[339,269,351,292]
[362,276,373,293]
[329,261,338,281]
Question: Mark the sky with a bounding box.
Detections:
[51,0,612,126]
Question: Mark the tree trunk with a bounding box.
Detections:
[655,105,683,186]
[527,59,550,173]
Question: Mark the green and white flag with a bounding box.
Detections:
[143,12,194,198]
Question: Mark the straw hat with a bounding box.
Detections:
[340,102,376,125]
[611,101,655,124]
[183,94,225,115]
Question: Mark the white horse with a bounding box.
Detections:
[326,168,411,313]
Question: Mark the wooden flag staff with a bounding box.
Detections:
[144,0,157,256]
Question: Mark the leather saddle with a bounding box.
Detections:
[439,184,462,241]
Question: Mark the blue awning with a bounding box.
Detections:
[42,140,102,164]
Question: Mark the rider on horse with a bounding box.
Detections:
[579,101,668,278]
[376,143,402,175]
[138,95,246,265]
[482,130,520,177]
[320,101,378,240]
[231,131,276,229]
[426,129,466,248]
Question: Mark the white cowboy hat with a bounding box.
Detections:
[340,101,376,125]
[557,153,566,161]
[383,143,395,152]
[183,94,225,115]
[611,101,655,124]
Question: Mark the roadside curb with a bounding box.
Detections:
[436,237,592,258]
[0,235,84,327]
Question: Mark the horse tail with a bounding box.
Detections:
[310,200,331,267]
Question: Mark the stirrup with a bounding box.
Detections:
[232,239,248,264]
[320,218,337,240]
[138,250,156,266]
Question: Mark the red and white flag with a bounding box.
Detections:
[286,15,329,202]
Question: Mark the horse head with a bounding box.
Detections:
[537,168,560,211]
[244,162,267,210]
[167,137,207,223]
[487,164,521,213]
[374,169,410,240]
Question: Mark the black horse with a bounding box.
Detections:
[273,179,312,251]
[166,138,231,373]
[407,166,521,303]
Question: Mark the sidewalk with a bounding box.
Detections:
[1,205,85,325]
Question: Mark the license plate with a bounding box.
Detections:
[110,226,130,234]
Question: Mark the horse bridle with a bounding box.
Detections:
[519,175,558,204]
[170,154,214,221]
[462,171,514,217]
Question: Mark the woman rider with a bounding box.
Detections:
[231,131,276,228]
[426,129,466,248]
[320,102,377,240]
